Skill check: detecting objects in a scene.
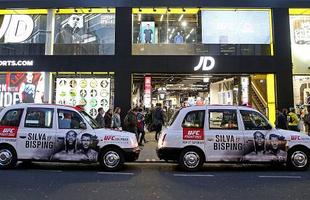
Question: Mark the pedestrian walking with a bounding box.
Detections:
[275,109,288,130]
[123,108,139,139]
[303,106,310,136]
[152,103,165,141]
[112,107,122,130]
[104,108,113,128]
[288,108,300,132]
[137,108,146,146]
[95,107,105,128]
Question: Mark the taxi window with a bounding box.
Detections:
[182,110,205,128]
[25,108,54,128]
[58,109,84,129]
[0,109,24,127]
[240,110,269,130]
[209,109,238,130]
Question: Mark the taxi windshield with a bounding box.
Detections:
[80,111,100,129]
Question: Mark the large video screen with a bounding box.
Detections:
[290,15,310,74]
[55,78,111,117]
[0,72,45,107]
[201,10,271,44]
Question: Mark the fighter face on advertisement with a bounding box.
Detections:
[81,134,91,149]
[67,131,77,145]
[254,131,265,147]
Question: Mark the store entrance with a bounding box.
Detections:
[132,73,276,122]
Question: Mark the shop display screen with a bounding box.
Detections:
[201,10,271,44]
[0,72,45,107]
[55,78,110,117]
[54,13,115,55]
[290,15,310,74]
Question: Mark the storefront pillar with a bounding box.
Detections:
[273,8,294,110]
[114,71,131,122]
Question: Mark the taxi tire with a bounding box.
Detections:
[179,147,204,172]
[0,145,17,170]
[287,147,310,171]
[99,147,125,172]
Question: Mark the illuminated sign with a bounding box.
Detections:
[194,56,215,71]
[0,60,34,67]
[144,76,152,108]
[0,15,34,43]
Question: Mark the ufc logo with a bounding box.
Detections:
[2,128,13,134]
[0,15,34,43]
[188,130,200,136]
[194,56,215,71]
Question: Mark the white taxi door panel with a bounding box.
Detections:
[240,110,287,162]
[52,109,98,162]
[17,107,56,160]
[205,109,244,162]
[0,108,24,148]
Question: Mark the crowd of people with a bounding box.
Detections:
[94,103,167,146]
[275,106,310,135]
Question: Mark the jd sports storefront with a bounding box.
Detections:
[0,1,301,123]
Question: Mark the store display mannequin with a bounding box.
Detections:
[174,32,184,44]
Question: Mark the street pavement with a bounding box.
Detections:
[1,132,310,200]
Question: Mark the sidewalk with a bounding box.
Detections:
[137,131,160,162]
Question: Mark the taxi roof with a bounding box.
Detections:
[0,103,81,111]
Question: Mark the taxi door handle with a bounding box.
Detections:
[19,136,26,139]
[57,137,64,140]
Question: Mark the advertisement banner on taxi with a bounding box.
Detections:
[0,72,45,107]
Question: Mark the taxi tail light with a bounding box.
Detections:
[162,133,167,146]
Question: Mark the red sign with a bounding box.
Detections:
[0,126,18,138]
[144,76,152,108]
[183,128,204,140]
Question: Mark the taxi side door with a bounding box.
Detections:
[205,109,244,162]
[17,106,56,160]
[52,108,97,162]
[240,109,282,162]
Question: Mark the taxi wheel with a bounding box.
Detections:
[179,148,204,172]
[0,146,17,169]
[99,147,125,172]
[287,148,310,171]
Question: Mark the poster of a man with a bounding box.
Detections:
[18,72,44,103]
[55,14,84,44]
[78,133,98,162]
[266,134,287,161]
[243,131,269,161]
[51,130,81,161]
[140,21,155,44]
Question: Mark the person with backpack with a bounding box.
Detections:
[123,108,139,139]
[152,103,165,141]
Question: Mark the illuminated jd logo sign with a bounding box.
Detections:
[194,56,215,71]
[0,15,34,43]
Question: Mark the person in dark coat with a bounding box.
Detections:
[275,109,288,130]
[95,107,105,128]
[152,103,165,141]
[123,108,139,139]
[104,109,113,128]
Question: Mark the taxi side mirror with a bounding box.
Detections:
[80,122,87,129]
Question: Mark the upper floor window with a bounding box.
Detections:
[0,9,48,55]
[132,8,273,56]
[53,8,115,55]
